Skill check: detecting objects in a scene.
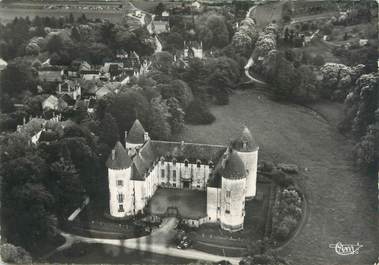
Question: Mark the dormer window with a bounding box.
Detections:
[184,159,189,167]
[173,158,177,165]
[209,161,214,169]
[196,160,201,168]
[116,180,123,187]
[160,156,165,165]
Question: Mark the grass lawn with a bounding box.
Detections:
[48,243,194,264]
[62,200,147,239]
[178,89,378,265]
[149,188,207,219]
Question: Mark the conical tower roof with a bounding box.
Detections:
[126,119,146,144]
[106,141,132,169]
[222,150,246,180]
[232,125,258,152]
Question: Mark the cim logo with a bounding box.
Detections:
[329,242,363,255]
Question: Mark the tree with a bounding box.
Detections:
[98,112,120,148]
[159,79,193,108]
[46,35,64,54]
[354,129,379,171]
[0,243,32,264]
[155,2,165,16]
[185,99,215,125]
[71,26,81,41]
[232,18,258,56]
[0,57,37,96]
[106,91,150,138]
[196,13,230,49]
[2,155,48,188]
[151,51,174,74]
[2,183,57,249]
[49,156,85,213]
[167,97,185,135]
[149,97,171,140]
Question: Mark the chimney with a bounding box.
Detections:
[144,132,149,142]
[23,117,26,125]
[112,149,115,160]
[124,131,128,143]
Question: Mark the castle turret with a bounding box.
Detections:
[106,141,132,217]
[125,119,146,150]
[233,126,259,199]
[220,150,246,232]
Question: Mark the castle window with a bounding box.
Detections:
[173,183,176,187]
[161,169,165,179]
[117,193,124,203]
[118,204,124,212]
[173,170,176,181]
[117,180,123,186]
[225,202,230,214]
[226,190,231,198]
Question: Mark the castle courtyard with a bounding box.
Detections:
[148,188,207,219]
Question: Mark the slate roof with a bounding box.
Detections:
[221,150,246,180]
[131,141,156,181]
[38,70,63,82]
[150,140,226,164]
[232,126,258,152]
[106,141,132,169]
[126,119,146,144]
[60,94,75,106]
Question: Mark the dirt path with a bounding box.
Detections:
[181,90,378,265]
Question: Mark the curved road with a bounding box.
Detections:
[243,5,267,86]
[54,218,240,264]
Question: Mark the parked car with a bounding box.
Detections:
[177,236,192,249]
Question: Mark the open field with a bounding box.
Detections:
[179,89,379,265]
[0,6,124,24]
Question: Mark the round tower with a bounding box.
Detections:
[125,119,149,150]
[220,150,247,232]
[233,126,259,199]
[106,141,132,217]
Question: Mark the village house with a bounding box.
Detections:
[57,80,82,100]
[106,120,259,232]
[42,95,68,111]
[183,41,203,59]
[38,68,64,83]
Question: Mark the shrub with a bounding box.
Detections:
[184,99,216,125]
[312,54,325,66]
[272,223,290,241]
[0,243,32,263]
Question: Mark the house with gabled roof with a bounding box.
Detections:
[38,68,64,82]
[57,80,82,100]
[106,119,259,232]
